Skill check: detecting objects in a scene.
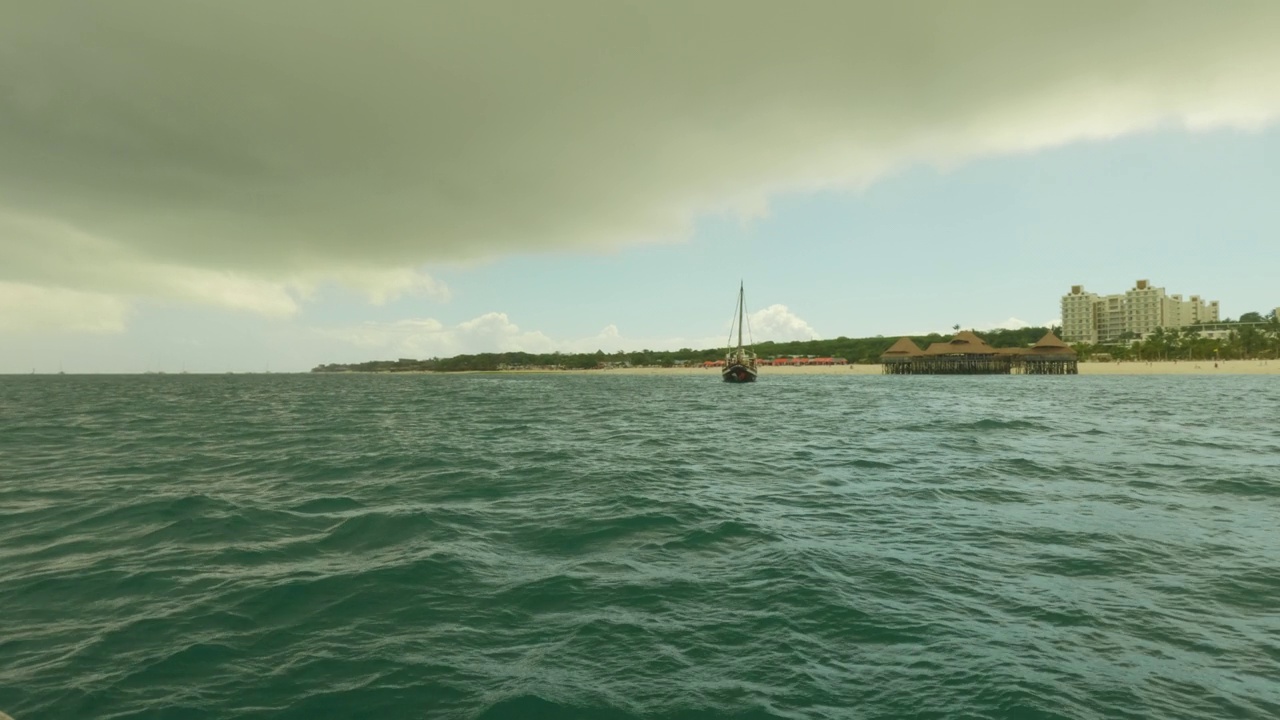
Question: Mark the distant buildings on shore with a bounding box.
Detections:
[1062,279,1220,344]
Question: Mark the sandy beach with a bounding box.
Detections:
[1076,360,1278,375]
[478,360,1280,376]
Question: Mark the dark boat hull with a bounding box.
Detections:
[722,364,758,383]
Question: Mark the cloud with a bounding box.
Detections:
[976,317,1063,331]
[0,282,131,334]
[317,313,744,358]
[555,323,730,355]
[2,2,1279,318]
[985,317,1032,331]
[330,268,451,306]
[748,304,821,342]
[318,313,555,357]
[0,208,445,322]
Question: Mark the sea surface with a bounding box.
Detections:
[1,373,1278,720]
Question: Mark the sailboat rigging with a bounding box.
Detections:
[723,282,758,383]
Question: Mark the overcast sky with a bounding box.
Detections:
[3,2,1278,372]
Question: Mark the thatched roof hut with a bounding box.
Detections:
[881,337,924,359]
[881,329,1077,375]
[923,330,997,356]
[1026,331,1076,357]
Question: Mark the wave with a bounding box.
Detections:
[3,373,1278,720]
[475,695,790,720]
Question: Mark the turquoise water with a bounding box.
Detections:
[1,374,1278,719]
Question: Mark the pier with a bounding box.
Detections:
[882,331,1078,375]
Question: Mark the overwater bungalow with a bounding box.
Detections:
[1018,332,1078,374]
[881,330,1077,375]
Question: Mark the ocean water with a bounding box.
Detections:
[1,373,1278,720]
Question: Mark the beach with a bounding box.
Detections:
[487,360,1280,376]
[1077,359,1278,375]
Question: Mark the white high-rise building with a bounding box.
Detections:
[1061,280,1220,344]
[1062,285,1100,343]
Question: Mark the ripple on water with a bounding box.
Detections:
[0,374,1278,719]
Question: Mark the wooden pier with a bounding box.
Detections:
[881,331,1078,375]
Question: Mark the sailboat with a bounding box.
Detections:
[723,282,758,383]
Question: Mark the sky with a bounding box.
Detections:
[2,1,1278,373]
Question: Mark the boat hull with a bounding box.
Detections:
[722,364,758,383]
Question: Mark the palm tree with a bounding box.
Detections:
[1239,325,1263,359]
[1145,327,1168,360]
[1225,330,1242,360]
[1181,327,1201,359]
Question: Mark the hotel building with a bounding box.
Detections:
[1061,279,1220,344]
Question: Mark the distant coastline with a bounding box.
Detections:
[311,322,1280,376]
[313,360,1279,376]
[311,327,1060,374]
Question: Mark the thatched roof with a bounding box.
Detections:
[881,330,1077,361]
[1033,331,1070,349]
[923,330,997,355]
[881,337,923,357]
[1027,331,1076,356]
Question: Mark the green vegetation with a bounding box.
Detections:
[311,308,1280,372]
[1071,313,1280,362]
[310,326,1060,373]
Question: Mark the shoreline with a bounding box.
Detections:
[326,360,1280,376]
[1076,359,1277,375]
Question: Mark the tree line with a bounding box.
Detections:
[310,326,1058,373]
[309,313,1280,372]
[1071,314,1280,362]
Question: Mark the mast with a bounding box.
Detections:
[737,281,744,351]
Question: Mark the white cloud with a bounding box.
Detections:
[315,312,764,358]
[325,267,451,305]
[0,282,131,334]
[985,317,1032,331]
[748,304,821,342]
[2,3,1279,330]
[555,323,732,355]
[0,208,450,324]
[318,313,555,357]
[153,266,302,318]
[975,317,1062,332]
